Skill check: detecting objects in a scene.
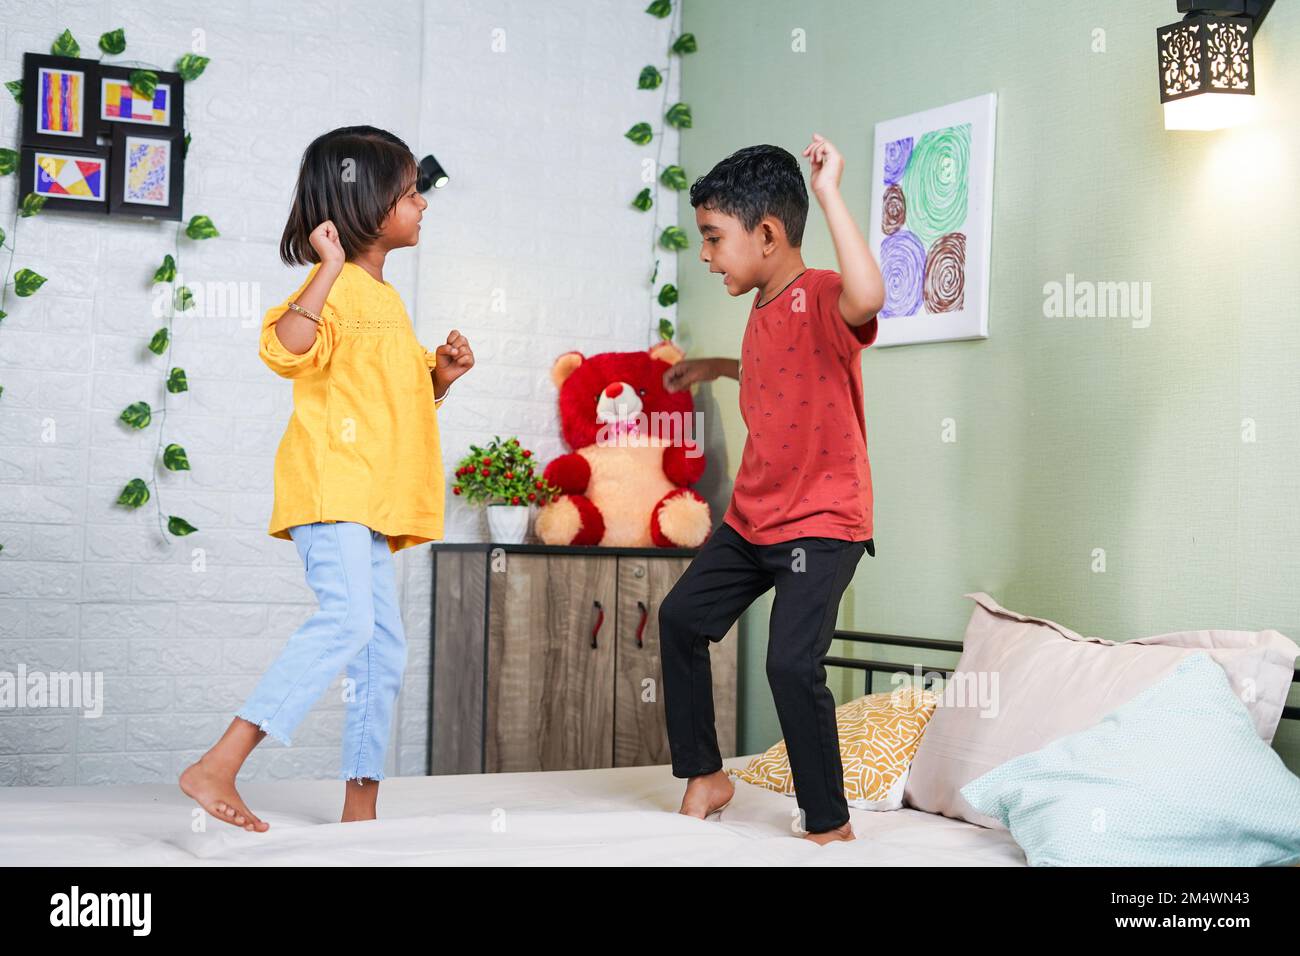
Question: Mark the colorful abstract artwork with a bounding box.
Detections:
[20,53,185,219]
[33,150,107,202]
[37,67,84,136]
[124,136,170,205]
[868,94,997,346]
[101,78,170,125]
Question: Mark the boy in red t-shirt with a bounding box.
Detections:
[660,136,885,844]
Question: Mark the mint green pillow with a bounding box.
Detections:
[961,653,1300,866]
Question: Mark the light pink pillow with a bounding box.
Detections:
[903,592,1300,829]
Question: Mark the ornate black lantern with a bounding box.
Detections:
[1157,1,1273,130]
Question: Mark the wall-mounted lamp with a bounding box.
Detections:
[416,153,449,191]
[1159,0,1268,130]
[1157,0,1273,130]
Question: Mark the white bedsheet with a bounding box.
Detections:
[0,756,1026,866]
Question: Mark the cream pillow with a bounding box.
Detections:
[904,592,1300,829]
[732,686,937,810]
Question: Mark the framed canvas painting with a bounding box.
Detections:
[109,126,184,220]
[96,64,183,136]
[867,93,997,346]
[21,53,102,150]
[19,145,109,214]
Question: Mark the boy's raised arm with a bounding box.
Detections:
[803,134,885,327]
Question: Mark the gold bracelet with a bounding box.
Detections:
[287,301,322,324]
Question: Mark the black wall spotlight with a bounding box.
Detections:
[416,153,449,192]
[1157,0,1274,130]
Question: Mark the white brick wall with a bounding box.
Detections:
[0,0,680,786]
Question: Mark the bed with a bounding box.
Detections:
[8,628,1289,867]
[0,626,1026,867]
[0,755,1025,866]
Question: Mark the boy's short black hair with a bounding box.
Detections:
[279,125,419,266]
[688,144,809,246]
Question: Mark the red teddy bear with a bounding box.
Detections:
[535,342,712,548]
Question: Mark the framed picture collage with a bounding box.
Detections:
[18,52,186,220]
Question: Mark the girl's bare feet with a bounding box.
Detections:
[678,769,735,819]
[341,777,379,823]
[804,821,855,845]
[178,718,269,832]
[179,756,268,832]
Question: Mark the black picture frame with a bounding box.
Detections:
[18,144,110,216]
[95,63,184,138]
[21,52,102,151]
[108,126,184,221]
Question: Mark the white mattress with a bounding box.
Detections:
[0,756,1026,866]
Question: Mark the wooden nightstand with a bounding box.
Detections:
[428,542,738,774]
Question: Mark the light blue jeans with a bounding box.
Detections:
[236,521,407,783]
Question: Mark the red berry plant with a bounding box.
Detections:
[452,435,562,508]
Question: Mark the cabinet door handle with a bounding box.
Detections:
[590,600,605,649]
[635,600,648,648]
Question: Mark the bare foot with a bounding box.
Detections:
[341,777,379,823]
[678,769,735,820]
[179,755,268,832]
[804,821,855,845]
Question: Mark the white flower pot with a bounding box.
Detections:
[487,503,531,543]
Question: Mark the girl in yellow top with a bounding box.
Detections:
[180,126,474,831]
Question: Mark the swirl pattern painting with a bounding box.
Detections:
[881,183,906,235]
[899,123,970,248]
[879,230,926,318]
[883,136,913,185]
[869,94,995,344]
[923,232,966,313]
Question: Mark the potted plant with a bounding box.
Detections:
[452,436,561,543]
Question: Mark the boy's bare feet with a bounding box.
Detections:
[804,821,855,845]
[678,769,735,819]
[341,777,380,823]
[178,717,268,832]
[179,755,268,832]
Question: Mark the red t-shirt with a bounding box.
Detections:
[722,268,877,545]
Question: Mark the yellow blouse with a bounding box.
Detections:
[258,260,445,553]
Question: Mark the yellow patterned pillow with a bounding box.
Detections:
[731,687,938,809]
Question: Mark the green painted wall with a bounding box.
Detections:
[677,0,1300,770]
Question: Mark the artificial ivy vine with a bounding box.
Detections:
[627,0,695,346]
[0,28,215,555]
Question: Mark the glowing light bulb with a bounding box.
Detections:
[1164,92,1259,131]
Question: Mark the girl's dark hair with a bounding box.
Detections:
[688,144,809,246]
[279,125,419,266]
